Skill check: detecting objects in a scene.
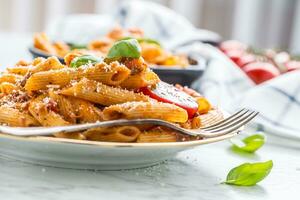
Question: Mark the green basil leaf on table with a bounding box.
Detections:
[106,39,141,60]
[223,160,273,186]
[70,55,102,68]
[231,134,265,153]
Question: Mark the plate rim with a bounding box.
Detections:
[0,129,240,148]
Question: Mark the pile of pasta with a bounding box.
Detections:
[33,27,189,67]
[0,54,221,143]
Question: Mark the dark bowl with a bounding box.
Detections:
[29,46,206,86]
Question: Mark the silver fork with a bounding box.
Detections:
[0,109,258,138]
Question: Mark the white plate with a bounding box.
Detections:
[0,130,239,170]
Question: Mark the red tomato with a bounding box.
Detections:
[219,40,247,52]
[285,60,300,72]
[236,54,256,68]
[243,62,280,84]
[140,82,198,118]
[225,49,244,64]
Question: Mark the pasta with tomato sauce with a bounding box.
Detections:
[0,39,222,143]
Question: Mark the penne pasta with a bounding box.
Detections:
[137,130,177,143]
[15,60,31,67]
[194,109,223,128]
[0,82,19,94]
[180,117,201,129]
[53,41,70,57]
[67,97,103,123]
[83,126,140,142]
[120,69,160,89]
[48,91,77,123]
[60,78,149,106]
[7,66,30,75]
[28,95,70,126]
[33,32,57,55]
[25,61,130,92]
[64,51,83,66]
[0,105,39,127]
[103,101,188,123]
[31,57,46,66]
[29,56,65,74]
[0,74,22,84]
[54,132,86,140]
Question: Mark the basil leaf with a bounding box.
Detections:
[224,160,273,186]
[106,39,141,60]
[118,37,134,41]
[119,37,161,47]
[231,134,265,153]
[69,43,87,50]
[70,55,102,68]
[137,38,161,47]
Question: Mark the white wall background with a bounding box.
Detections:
[0,0,299,53]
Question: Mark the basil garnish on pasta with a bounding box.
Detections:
[70,55,102,68]
[223,160,273,186]
[107,39,141,60]
[137,38,161,46]
[119,37,161,47]
[231,133,265,153]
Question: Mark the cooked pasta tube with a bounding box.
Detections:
[137,130,177,143]
[83,126,140,142]
[15,60,31,67]
[103,101,188,123]
[88,37,113,53]
[7,66,30,75]
[54,132,86,140]
[8,57,47,76]
[33,32,57,55]
[120,69,160,89]
[194,109,223,128]
[29,56,65,74]
[67,97,103,123]
[48,91,77,123]
[60,78,149,106]
[119,57,147,74]
[53,41,70,57]
[28,95,70,126]
[0,74,22,84]
[0,105,39,127]
[0,82,18,94]
[31,57,46,66]
[180,117,201,129]
[64,51,83,66]
[25,61,130,92]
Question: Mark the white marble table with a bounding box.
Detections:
[1,140,299,200]
[0,32,300,200]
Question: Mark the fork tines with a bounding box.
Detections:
[201,109,259,136]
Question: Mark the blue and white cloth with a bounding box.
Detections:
[47,0,300,143]
[192,46,300,143]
